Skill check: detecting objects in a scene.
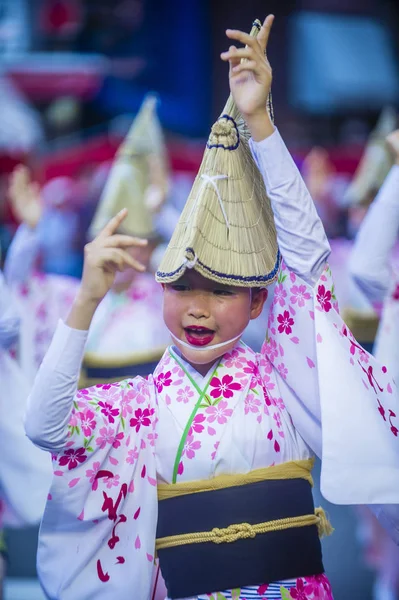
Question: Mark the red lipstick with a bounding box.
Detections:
[184,326,215,347]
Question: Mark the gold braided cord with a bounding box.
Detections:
[157,458,315,501]
[156,507,333,551]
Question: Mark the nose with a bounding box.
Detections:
[187,293,210,320]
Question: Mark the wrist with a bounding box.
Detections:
[75,289,102,310]
[243,110,275,142]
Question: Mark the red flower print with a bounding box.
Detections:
[317,285,332,312]
[78,409,96,437]
[290,578,309,599]
[98,401,119,424]
[210,374,241,399]
[392,283,399,301]
[130,408,154,432]
[59,447,87,470]
[277,310,294,335]
[155,371,172,393]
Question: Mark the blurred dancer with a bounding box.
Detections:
[6,166,80,382]
[349,129,399,600]
[0,269,52,599]
[85,94,170,361]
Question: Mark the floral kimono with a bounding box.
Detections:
[350,165,399,388]
[4,224,79,382]
[0,272,52,528]
[28,259,399,600]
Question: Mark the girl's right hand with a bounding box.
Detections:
[79,208,148,304]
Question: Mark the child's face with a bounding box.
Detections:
[163,270,267,375]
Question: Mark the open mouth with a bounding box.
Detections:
[184,326,216,347]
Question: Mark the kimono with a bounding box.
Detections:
[85,272,169,358]
[4,224,79,382]
[350,165,399,387]
[25,130,399,600]
[0,271,52,528]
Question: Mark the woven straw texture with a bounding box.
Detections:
[156,21,279,288]
[89,94,167,238]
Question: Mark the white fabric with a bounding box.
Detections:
[349,165,399,305]
[249,130,331,286]
[349,165,399,387]
[0,272,52,527]
[86,274,169,357]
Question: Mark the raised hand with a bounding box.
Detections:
[8,165,42,229]
[385,129,399,165]
[79,208,148,304]
[220,15,274,121]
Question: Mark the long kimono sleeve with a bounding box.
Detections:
[349,165,399,309]
[0,271,20,349]
[264,261,399,505]
[4,223,40,286]
[25,322,159,598]
[249,130,399,506]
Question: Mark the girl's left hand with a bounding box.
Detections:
[221,14,274,120]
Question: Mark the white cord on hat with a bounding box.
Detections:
[187,174,229,229]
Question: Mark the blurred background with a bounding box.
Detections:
[1,0,399,599]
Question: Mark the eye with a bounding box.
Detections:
[213,288,233,296]
[171,284,189,292]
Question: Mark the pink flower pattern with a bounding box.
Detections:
[316,285,332,313]
[205,400,234,424]
[210,374,241,399]
[277,311,294,335]
[290,284,311,308]
[78,409,96,437]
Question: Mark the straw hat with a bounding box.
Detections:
[89,94,168,239]
[344,106,397,207]
[156,22,280,288]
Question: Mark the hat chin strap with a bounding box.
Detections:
[168,330,244,353]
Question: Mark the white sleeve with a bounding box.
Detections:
[24,320,88,453]
[249,129,331,286]
[349,165,399,305]
[369,504,399,545]
[4,224,41,285]
[0,271,20,348]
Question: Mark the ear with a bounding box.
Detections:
[250,288,268,320]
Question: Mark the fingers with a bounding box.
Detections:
[257,15,274,54]
[98,208,128,239]
[220,46,254,63]
[225,29,256,49]
[103,234,148,249]
[230,61,258,76]
[224,15,274,56]
[99,248,146,272]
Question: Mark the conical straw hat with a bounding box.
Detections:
[89,94,168,239]
[156,21,280,288]
[344,106,397,207]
